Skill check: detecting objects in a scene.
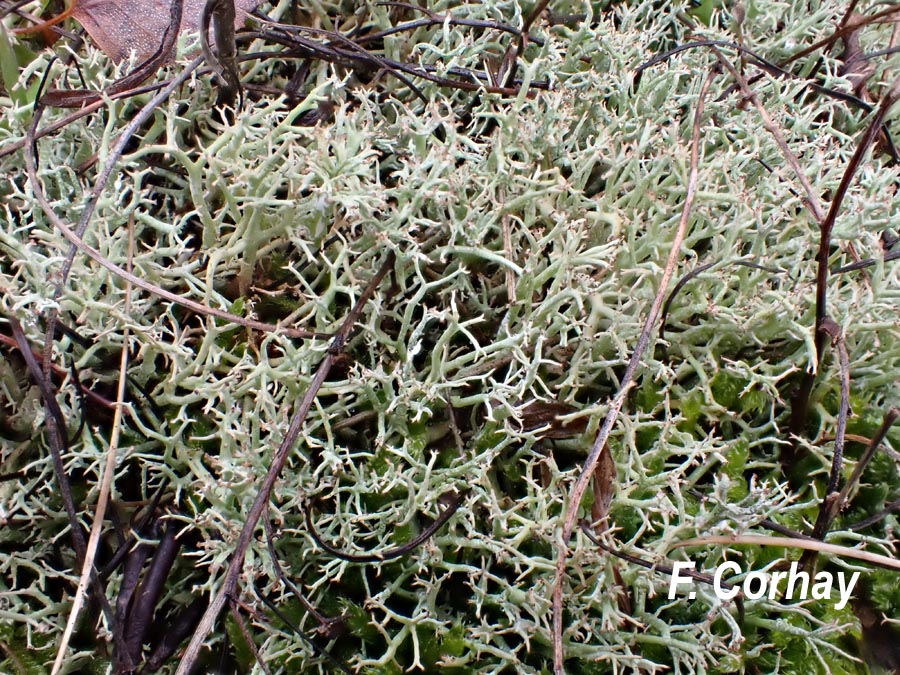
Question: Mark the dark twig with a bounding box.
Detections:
[0,0,34,20]
[7,316,85,560]
[635,40,784,89]
[849,497,900,532]
[251,581,353,675]
[840,408,900,509]
[780,4,900,69]
[659,259,786,341]
[201,0,241,104]
[124,521,182,663]
[365,3,542,45]
[0,328,125,413]
[833,246,900,273]
[115,539,152,626]
[578,521,739,594]
[0,81,169,159]
[788,74,900,459]
[635,40,898,162]
[804,319,851,562]
[705,46,877,485]
[102,485,169,580]
[636,39,860,108]
[250,24,520,96]
[710,5,900,112]
[686,489,812,540]
[226,602,274,675]
[281,22,428,102]
[839,0,862,29]
[67,361,87,442]
[174,251,395,675]
[712,47,825,222]
[7,317,119,645]
[305,490,466,563]
[141,597,208,674]
[263,506,336,628]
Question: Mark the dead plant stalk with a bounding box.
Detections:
[173,250,395,675]
[551,67,717,675]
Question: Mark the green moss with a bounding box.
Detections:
[711,371,747,410]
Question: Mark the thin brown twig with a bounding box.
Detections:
[263,505,335,627]
[711,49,900,474]
[50,217,135,675]
[780,4,900,69]
[0,330,117,410]
[497,0,549,91]
[201,0,241,103]
[249,581,353,674]
[251,24,521,96]
[4,318,119,631]
[227,603,274,675]
[839,0,862,29]
[849,497,900,531]
[550,67,717,675]
[363,3,541,45]
[0,81,169,159]
[635,39,898,161]
[814,73,900,355]
[174,250,395,675]
[36,49,191,297]
[671,534,900,572]
[7,316,85,559]
[840,407,900,508]
[711,48,825,223]
[832,408,900,533]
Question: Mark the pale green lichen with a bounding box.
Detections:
[2,0,900,673]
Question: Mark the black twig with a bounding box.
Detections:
[833,247,900,274]
[635,40,898,162]
[141,597,208,674]
[658,259,787,341]
[305,490,466,563]
[251,581,354,675]
[849,497,900,531]
[124,521,182,661]
[263,506,337,628]
[578,520,739,594]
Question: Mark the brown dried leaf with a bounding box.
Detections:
[70,0,261,62]
[838,14,876,100]
[515,401,587,439]
[590,441,615,535]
